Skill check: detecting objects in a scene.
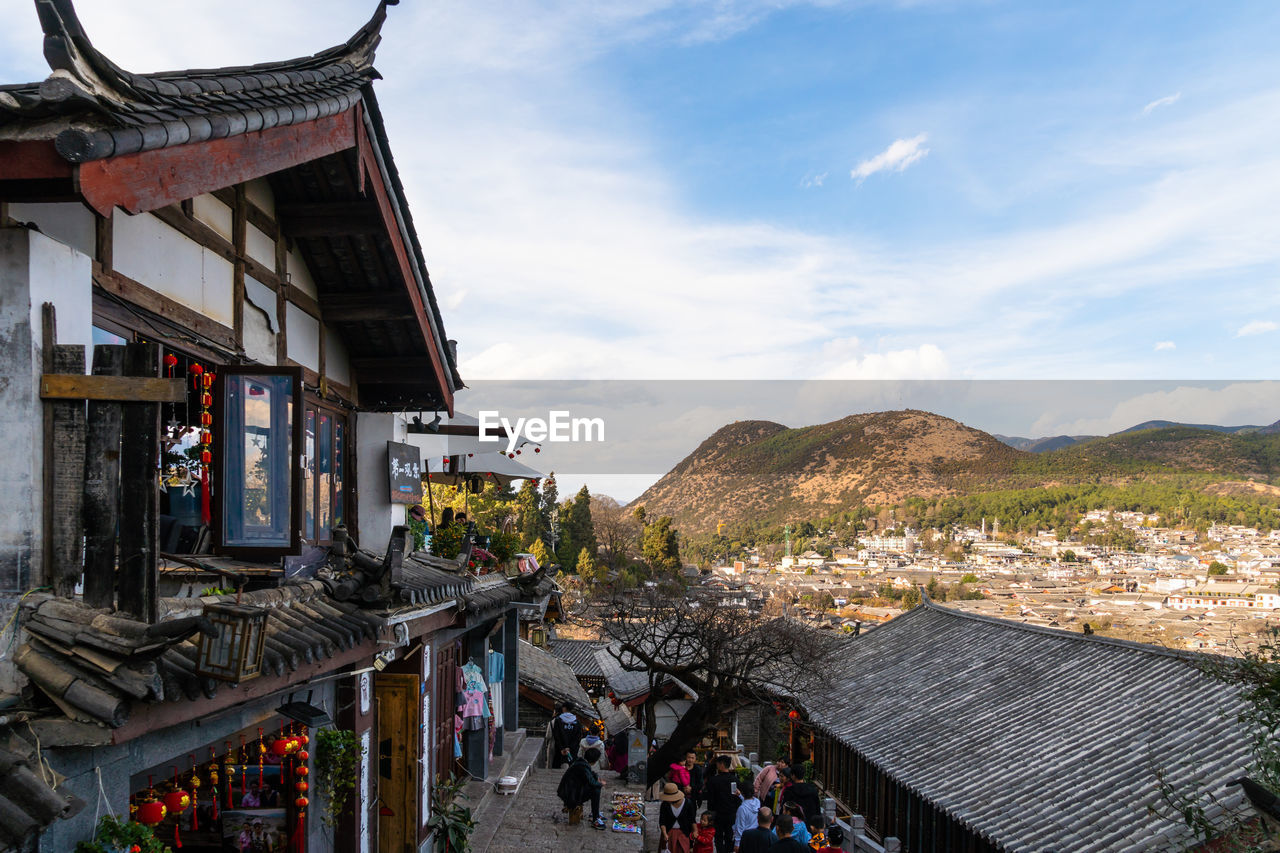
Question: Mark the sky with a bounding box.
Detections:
[3,0,1279,497]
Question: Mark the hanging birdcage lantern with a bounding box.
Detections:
[195,603,267,682]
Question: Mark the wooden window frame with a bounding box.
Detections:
[214,364,303,559]
[302,396,352,547]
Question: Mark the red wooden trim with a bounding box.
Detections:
[76,110,359,217]
[0,141,72,180]
[354,108,453,415]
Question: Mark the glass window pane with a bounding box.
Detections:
[318,413,332,540]
[222,373,294,548]
[304,410,315,540]
[334,421,345,528]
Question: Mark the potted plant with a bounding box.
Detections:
[314,729,363,829]
[426,775,474,853]
[75,814,170,853]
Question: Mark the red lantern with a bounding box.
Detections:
[534,447,540,453]
[164,790,190,814]
[201,449,212,465]
[135,799,167,825]
[201,431,212,444]
[201,392,213,407]
[296,765,309,777]
[203,373,215,389]
[788,710,800,720]
[189,364,204,376]
[295,781,309,793]
[200,411,213,426]
[295,796,309,809]
[272,738,292,757]
[297,750,309,762]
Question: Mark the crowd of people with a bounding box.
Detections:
[553,726,845,853]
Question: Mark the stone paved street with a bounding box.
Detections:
[476,767,651,853]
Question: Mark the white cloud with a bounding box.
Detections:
[818,339,950,380]
[850,134,929,183]
[802,172,828,188]
[1154,341,1176,351]
[1237,320,1278,337]
[1142,92,1182,115]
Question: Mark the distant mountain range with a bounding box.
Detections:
[996,419,1280,452]
[633,411,1280,535]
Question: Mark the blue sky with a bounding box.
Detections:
[3,0,1279,390]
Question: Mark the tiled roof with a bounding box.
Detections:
[594,643,652,700]
[0,0,390,161]
[517,640,595,715]
[805,600,1251,852]
[0,740,83,852]
[548,638,607,678]
[392,552,471,605]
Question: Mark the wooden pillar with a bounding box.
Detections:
[42,302,86,597]
[117,342,159,622]
[503,611,519,732]
[82,345,125,608]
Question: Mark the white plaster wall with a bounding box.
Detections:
[6,202,95,258]
[245,223,275,269]
[324,323,351,386]
[191,193,232,241]
[0,227,91,602]
[286,246,318,299]
[286,302,320,372]
[112,212,234,327]
[355,412,411,553]
[244,177,275,215]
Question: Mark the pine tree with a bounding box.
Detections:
[515,479,542,548]
[642,516,682,576]
[556,498,576,568]
[576,547,601,584]
[562,486,597,563]
[540,472,559,549]
[529,538,551,568]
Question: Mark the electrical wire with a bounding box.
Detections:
[1,586,51,660]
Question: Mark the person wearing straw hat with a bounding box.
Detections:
[659,782,695,853]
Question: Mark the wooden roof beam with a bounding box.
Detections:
[277,200,382,238]
[318,291,416,323]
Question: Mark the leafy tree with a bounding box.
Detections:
[576,547,603,584]
[529,538,552,568]
[1208,561,1229,576]
[960,573,979,584]
[540,472,559,549]
[901,587,922,610]
[642,516,682,576]
[515,478,542,548]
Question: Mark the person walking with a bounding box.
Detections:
[686,751,705,807]
[705,755,742,853]
[779,764,821,829]
[766,815,808,853]
[737,807,777,853]
[551,703,583,769]
[753,758,788,803]
[659,782,695,853]
[731,780,761,850]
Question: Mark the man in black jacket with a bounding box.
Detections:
[556,754,605,829]
[705,755,741,853]
[767,815,808,853]
[551,703,583,769]
[779,764,821,829]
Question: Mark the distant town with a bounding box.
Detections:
[699,511,1280,655]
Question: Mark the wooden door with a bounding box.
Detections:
[433,643,459,784]
[376,673,420,853]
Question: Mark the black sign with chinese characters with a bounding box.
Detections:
[387,440,423,504]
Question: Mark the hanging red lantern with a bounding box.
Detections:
[201,392,213,407]
[788,710,800,720]
[295,796,308,809]
[295,765,309,777]
[164,789,190,814]
[297,749,309,762]
[135,799,166,825]
[272,738,293,757]
[534,447,540,453]
[295,780,309,793]
[164,353,178,377]
[203,373,215,389]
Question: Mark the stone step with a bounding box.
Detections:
[468,735,545,853]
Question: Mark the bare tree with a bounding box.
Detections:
[601,584,839,785]
[592,494,642,570]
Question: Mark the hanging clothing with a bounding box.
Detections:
[488,650,505,729]
[459,660,489,730]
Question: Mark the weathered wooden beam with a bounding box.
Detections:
[275,225,289,366]
[232,186,247,351]
[117,343,160,624]
[276,201,382,237]
[48,343,86,597]
[41,373,184,403]
[318,291,414,322]
[285,283,321,319]
[0,141,72,180]
[352,357,436,375]
[92,264,236,351]
[82,345,124,609]
[76,110,359,217]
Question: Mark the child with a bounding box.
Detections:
[692,810,717,853]
[816,824,844,853]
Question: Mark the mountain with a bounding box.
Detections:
[634,410,1023,535]
[1118,420,1272,435]
[995,434,1098,453]
[635,413,1280,536]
